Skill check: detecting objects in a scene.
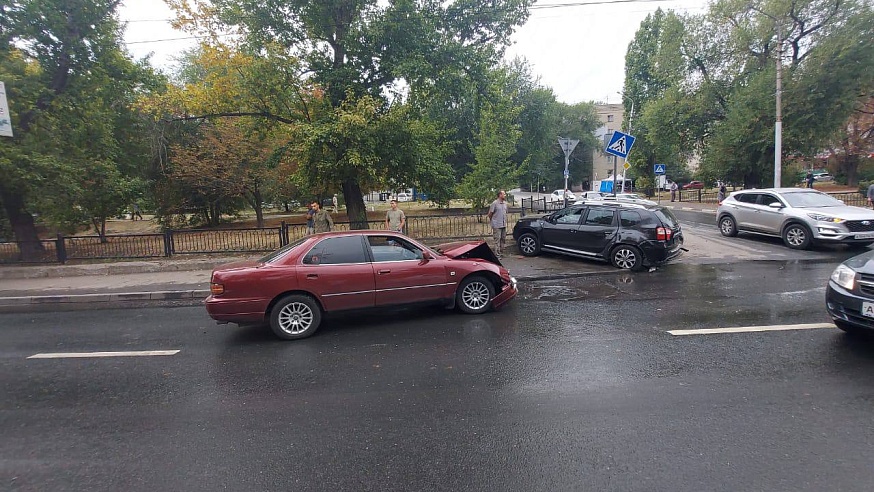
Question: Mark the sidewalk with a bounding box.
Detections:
[0,202,713,310]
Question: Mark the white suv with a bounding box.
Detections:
[717,188,874,249]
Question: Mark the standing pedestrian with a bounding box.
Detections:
[806,171,815,188]
[487,190,508,258]
[305,203,316,235]
[311,201,333,233]
[332,194,339,210]
[670,181,678,202]
[385,199,406,233]
[717,182,727,204]
[867,183,874,210]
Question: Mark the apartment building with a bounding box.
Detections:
[591,104,624,188]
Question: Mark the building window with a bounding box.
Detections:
[607,115,614,122]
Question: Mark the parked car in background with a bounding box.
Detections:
[717,188,874,250]
[601,193,658,206]
[578,191,605,200]
[682,181,704,190]
[814,173,834,182]
[549,189,576,202]
[396,192,413,202]
[205,231,518,340]
[826,250,874,334]
[512,201,684,271]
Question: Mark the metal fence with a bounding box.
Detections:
[0,213,522,265]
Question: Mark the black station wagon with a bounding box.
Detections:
[512,201,685,271]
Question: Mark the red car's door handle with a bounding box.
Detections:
[306,274,318,279]
[377,269,391,275]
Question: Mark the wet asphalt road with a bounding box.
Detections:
[4,259,874,491]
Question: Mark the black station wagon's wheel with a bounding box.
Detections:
[782,223,812,250]
[456,275,495,314]
[718,215,738,237]
[269,294,322,340]
[610,244,643,271]
[517,232,541,257]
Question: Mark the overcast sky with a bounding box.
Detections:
[119,0,709,105]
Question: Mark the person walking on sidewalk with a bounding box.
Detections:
[311,201,334,233]
[487,190,508,258]
[670,181,678,202]
[385,199,406,233]
[305,203,316,235]
[867,183,874,210]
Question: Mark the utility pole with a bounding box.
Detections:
[750,4,785,188]
[774,20,783,188]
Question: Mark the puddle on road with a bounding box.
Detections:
[523,282,624,302]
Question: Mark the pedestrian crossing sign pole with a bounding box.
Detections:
[604,131,636,194]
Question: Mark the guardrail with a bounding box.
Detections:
[0,213,523,265]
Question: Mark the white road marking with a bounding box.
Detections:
[668,323,835,336]
[27,350,180,359]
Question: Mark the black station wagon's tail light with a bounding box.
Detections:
[210,283,225,295]
[656,227,672,241]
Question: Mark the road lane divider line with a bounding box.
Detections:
[27,350,181,359]
[668,323,835,336]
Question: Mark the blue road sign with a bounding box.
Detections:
[605,130,636,159]
[654,164,666,175]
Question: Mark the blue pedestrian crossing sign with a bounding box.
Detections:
[605,130,635,159]
[654,164,666,175]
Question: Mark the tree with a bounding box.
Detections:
[0,0,159,255]
[166,0,534,228]
[624,0,874,188]
[168,119,287,227]
[457,98,523,210]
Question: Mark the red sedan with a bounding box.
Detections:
[205,231,518,340]
[682,180,704,190]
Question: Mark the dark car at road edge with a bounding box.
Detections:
[826,250,874,335]
[512,202,685,271]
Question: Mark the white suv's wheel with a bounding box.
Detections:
[719,215,738,237]
[782,223,812,250]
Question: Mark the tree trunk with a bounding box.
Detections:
[342,179,369,229]
[92,217,108,243]
[0,182,44,260]
[250,186,264,228]
[842,154,860,187]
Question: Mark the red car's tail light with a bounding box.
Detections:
[210,283,225,295]
[656,227,672,241]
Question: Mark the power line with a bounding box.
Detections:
[122,0,701,45]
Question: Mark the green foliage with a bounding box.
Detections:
[624,0,874,188]
[0,0,162,245]
[457,99,523,210]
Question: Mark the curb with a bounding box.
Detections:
[0,289,211,307]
